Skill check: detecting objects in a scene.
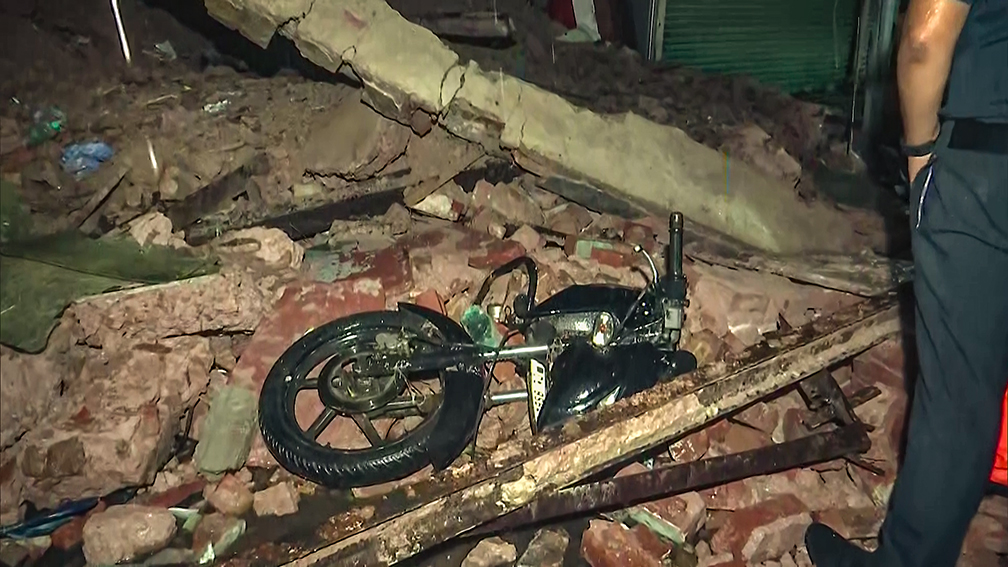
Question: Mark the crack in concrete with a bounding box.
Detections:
[275,0,316,36]
[513,88,527,148]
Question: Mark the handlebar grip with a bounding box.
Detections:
[669,212,684,278]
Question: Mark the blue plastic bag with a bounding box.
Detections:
[60,141,114,178]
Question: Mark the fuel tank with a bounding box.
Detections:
[529,284,660,332]
[536,339,697,431]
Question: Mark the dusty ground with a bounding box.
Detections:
[0,1,1003,567]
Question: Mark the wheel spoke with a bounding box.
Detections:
[298,378,319,391]
[352,413,384,446]
[305,407,337,440]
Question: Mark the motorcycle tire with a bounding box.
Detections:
[258,309,484,489]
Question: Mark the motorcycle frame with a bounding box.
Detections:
[359,213,690,432]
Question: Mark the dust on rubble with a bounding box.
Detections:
[1,1,1003,565]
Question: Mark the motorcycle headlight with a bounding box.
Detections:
[591,312,615,346]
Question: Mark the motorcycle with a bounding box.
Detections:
[258,212,698,489]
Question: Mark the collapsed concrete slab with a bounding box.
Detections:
[202,0,866,256]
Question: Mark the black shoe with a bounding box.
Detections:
[804,523,872,567]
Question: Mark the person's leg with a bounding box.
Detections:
[873,141,1008,567]
[807,134,1008,567]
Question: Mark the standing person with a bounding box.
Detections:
[804,0,1008,566]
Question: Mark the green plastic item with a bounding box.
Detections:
[25,107,65,147]
[460,304,503,348]
[0,181,220,352]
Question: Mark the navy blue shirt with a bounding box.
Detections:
[941,0,1008,123]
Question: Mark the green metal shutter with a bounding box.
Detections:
[661,0,858,94]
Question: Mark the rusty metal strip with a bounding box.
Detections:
[471,369,871,534]
[220,295,898,567]
[470,421,871,536]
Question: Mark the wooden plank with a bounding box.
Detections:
[219,295,899,567]
[674,215,912,297]
[685,233,913,297]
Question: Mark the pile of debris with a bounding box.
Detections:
[0,1,1003,565]
[3,165,1001,566]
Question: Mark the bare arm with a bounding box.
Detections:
[897,0,969,180]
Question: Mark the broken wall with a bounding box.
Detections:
[202,0,865,256]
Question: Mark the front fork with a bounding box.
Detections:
[662,212,688,349]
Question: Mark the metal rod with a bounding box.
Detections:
[469,422,871,536]
[488,389,529,407]
[111,0,132,65]
[848,13,863,155]
[478,344,550,361]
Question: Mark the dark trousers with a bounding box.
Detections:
[874,121,1008,567]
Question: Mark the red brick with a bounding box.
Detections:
[641,491,707,542]
[710,495,810,561]
[545,203,594,236]
[711,422,770,455]
[580,519,663,567]
[852,339,906,392]
[229,280,387,391]
[702,480,751,512]
[629,524,673,559]
[51,501,106,550]
[682,329,727,367]
[311,246,411,295]
[492,360,518,383]
[590,247,631,269]
[706,467,873,514]
[563,237,636,269]
[468,239,525,270]
[411,289,446,315]
[138,480,206,508]
[669,429,709,463]
[721,331,747,354]
[706,419,732,444]
[229,280,388,467]
[733,403,780,435]
[631,216,671,245]
[784,407,810,440]
[623,222,657,253]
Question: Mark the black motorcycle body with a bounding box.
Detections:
[258,213,696,490]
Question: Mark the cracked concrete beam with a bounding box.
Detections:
[294,0,459,118]
[205,0,315,47]
[446,67,839,253]
[203,0,865,255]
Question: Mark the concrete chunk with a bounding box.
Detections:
[203,0,866,255]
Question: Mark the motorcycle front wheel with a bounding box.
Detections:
[258,309,484,489]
